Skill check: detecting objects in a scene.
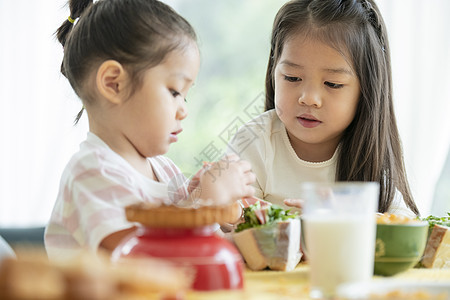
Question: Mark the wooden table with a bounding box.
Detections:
[186,263,450,299]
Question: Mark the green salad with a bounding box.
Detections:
[235,202,298,233]
[420,212,450,228]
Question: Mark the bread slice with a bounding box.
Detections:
[421,224,450,268]
[232,218,302,271]
[0,252,192,299]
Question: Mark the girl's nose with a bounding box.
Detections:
[297,84,322,108]
[177,100,188,120]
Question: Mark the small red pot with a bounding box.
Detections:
[113,225,244,291]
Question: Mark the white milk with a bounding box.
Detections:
[303,214,376,298]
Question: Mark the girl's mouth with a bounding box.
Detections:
[172,128,183,135]
[297,114,322,128]
[169,129,183,142]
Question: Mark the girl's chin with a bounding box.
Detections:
[286,129,321,145]
[169,133,179,143]
[145,146,169,158]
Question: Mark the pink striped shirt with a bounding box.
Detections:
[45,132,189,261]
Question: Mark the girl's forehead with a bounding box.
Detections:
[285,31,351,56]
[155,42,200,79]
[280,33,355,71]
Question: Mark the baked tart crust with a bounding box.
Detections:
[126,201,242,228]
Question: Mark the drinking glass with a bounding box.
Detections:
[299,182,379,299]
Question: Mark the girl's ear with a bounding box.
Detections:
[96,60,128,104]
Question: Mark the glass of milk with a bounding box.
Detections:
[300,182,379,299]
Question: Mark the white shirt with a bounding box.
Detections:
[227,110,415,218]
[45,132,188,261]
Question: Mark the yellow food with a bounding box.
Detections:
[369,290,448,300]
[0,251,192,300]
[376,213,420,225]
[421,224,450,268]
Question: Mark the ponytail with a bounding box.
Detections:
[57,0,197,126]
[56,0,93,47]
[56,0,92,124]
[56,0,93,75]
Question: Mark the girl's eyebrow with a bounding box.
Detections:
[323,67,353,76]
[170,73,197,89]
[279,59,353,76]
[171,72,194,83]
[279,59,302,68]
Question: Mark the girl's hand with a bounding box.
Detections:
[194,154,255,204]
[241,196,271,208]
[220,196,270,233]
[284,198,304,209]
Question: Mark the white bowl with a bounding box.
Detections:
[337,280,450,300]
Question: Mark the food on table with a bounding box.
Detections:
[235,202,298,232]
[420,213,450,269]
[125,201,242,228]
[0,251,192,300]
[337,280,450,300]
[374,214,429,276]
[0,253,66,300]
[376,213,421,224]
[421,213,450,228]
[368,290,448,300]
[232,202,301,271]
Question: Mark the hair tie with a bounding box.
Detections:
[67,16,76,24]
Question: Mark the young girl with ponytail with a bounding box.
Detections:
[45,0,255,261]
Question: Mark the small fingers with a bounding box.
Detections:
[238,159,252,173]
[284,198,304,209]
[243,184,255,198]
[221,153,240,163]
[221,155,252,170]
[243,170,256,185]
[242,196,271,208]
[187,177,200,193]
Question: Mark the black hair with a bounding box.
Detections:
[265,0,419,215]
[56,0,197,123]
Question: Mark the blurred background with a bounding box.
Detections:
[0,0,449,228]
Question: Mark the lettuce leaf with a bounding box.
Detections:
[420,212,450,228]
[235,202,298,232]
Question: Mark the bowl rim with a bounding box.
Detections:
[376,220,428,227]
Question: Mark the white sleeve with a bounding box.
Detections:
[68,170,140,252]
[46,165,144,261]
[387,189,417,218]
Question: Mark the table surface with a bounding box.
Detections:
[185,263,450,300]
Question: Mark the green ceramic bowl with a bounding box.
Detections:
[374,221,428,276]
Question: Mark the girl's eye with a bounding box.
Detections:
[324,81,344,89]
[170,89,187,102]
[284,75,301,82]
[170,89,181,98]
